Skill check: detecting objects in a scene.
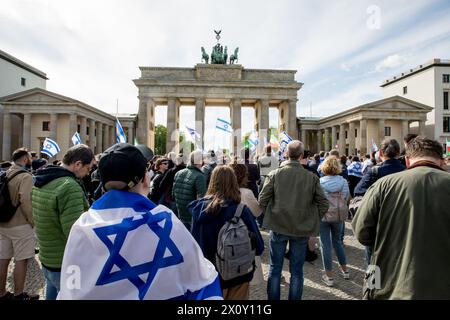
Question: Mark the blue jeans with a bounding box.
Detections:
[365,246,373,268]
[319,221,347,271]
[267,231,308,300]
[42,266,61,300]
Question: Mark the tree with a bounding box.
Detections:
[155,125,167,155]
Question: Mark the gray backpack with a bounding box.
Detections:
[216,203,255,281]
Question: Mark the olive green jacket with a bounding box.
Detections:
[259,160,329,237]
[352,163,450,299]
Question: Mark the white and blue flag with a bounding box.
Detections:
[41,138,60,158]
[371,139,379,152]
[215,118,232,134]
[71,132,82,146]
[247,130,259,148]
[185,126,202,151]
[279,131,293,153]
[116,118,127,143]
[57,190,222,300]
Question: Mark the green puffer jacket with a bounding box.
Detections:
[172,165,206,224]
[32,166,89,269]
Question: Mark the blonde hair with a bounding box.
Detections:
[321,157,342,176]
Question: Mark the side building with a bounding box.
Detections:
[381,58,450,149]
[0,88,118,160]
[297,96,432,155]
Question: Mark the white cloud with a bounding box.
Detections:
[375,54,407,72]
[1,0,449,147]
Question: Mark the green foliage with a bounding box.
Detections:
[155,125,167,155]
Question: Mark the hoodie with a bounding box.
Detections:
[319,175,350,201]
[32,165,89,269]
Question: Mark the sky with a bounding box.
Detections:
[1,0,450,150]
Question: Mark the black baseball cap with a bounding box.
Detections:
[99,143,147,190]
[135,144,154,162]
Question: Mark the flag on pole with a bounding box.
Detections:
[279,131,293,153]
[116,118,126,143]
[41,138,60,158]
[215,118,232,133]
[247,130,259,147]
[185,126,202,150]
[270,133,279,149]
[371,139,379,152]
[446,138,450,156]
[57,190,222,300]
[71,132,82,146]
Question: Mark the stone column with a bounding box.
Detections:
[230,99,242,155]
[348,122,355,155]
[2,112,11,160]
[301,129,307,143]
[378,119,385,145]
[339,124,346,155]
[88,119,96,151]
[103,124,110,149]
[401,120,409,141]
[69,113,77,146]
[80,116,87,144]
[359,119,367,155]
[50,113,58,142]
[109,125,115,146]
[195,98,205,151]
[137,97,149,146]
[331,126,337,150]
[317,129,322,153]
[167,98,179,154]
[22,113,32,149]
[127,123,134,145]
[256,99,269,153]
[97,122,103,153]
[324,127,330,151]
[287,99,298,139]
[419,120,425,136]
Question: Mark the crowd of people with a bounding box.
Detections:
[0,133,449,300]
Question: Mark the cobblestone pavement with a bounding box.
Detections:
[6,222,365,300]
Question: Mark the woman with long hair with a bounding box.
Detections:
[229,163,264,286]
[188,166,264,300]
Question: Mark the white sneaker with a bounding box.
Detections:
[342,271,350,280]
[321,275,334,287]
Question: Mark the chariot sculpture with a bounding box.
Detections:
[200,30,238,65]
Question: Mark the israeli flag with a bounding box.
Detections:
[71,132,82,146]
[279,131,293,152]
[371,139,379,152]
[215,118,232,134]
[41,138,60,158]
[116,118,127,143]
[185,126,200,142]
[247,130,259,147]
[57,190,222,300]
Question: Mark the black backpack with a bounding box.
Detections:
[0,170,28,223]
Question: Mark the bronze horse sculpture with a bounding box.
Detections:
[230,47,239,64]
[201,47,209,64]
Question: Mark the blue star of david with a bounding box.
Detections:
[93,210,183,300]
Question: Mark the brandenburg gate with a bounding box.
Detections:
[133,31,302,154]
